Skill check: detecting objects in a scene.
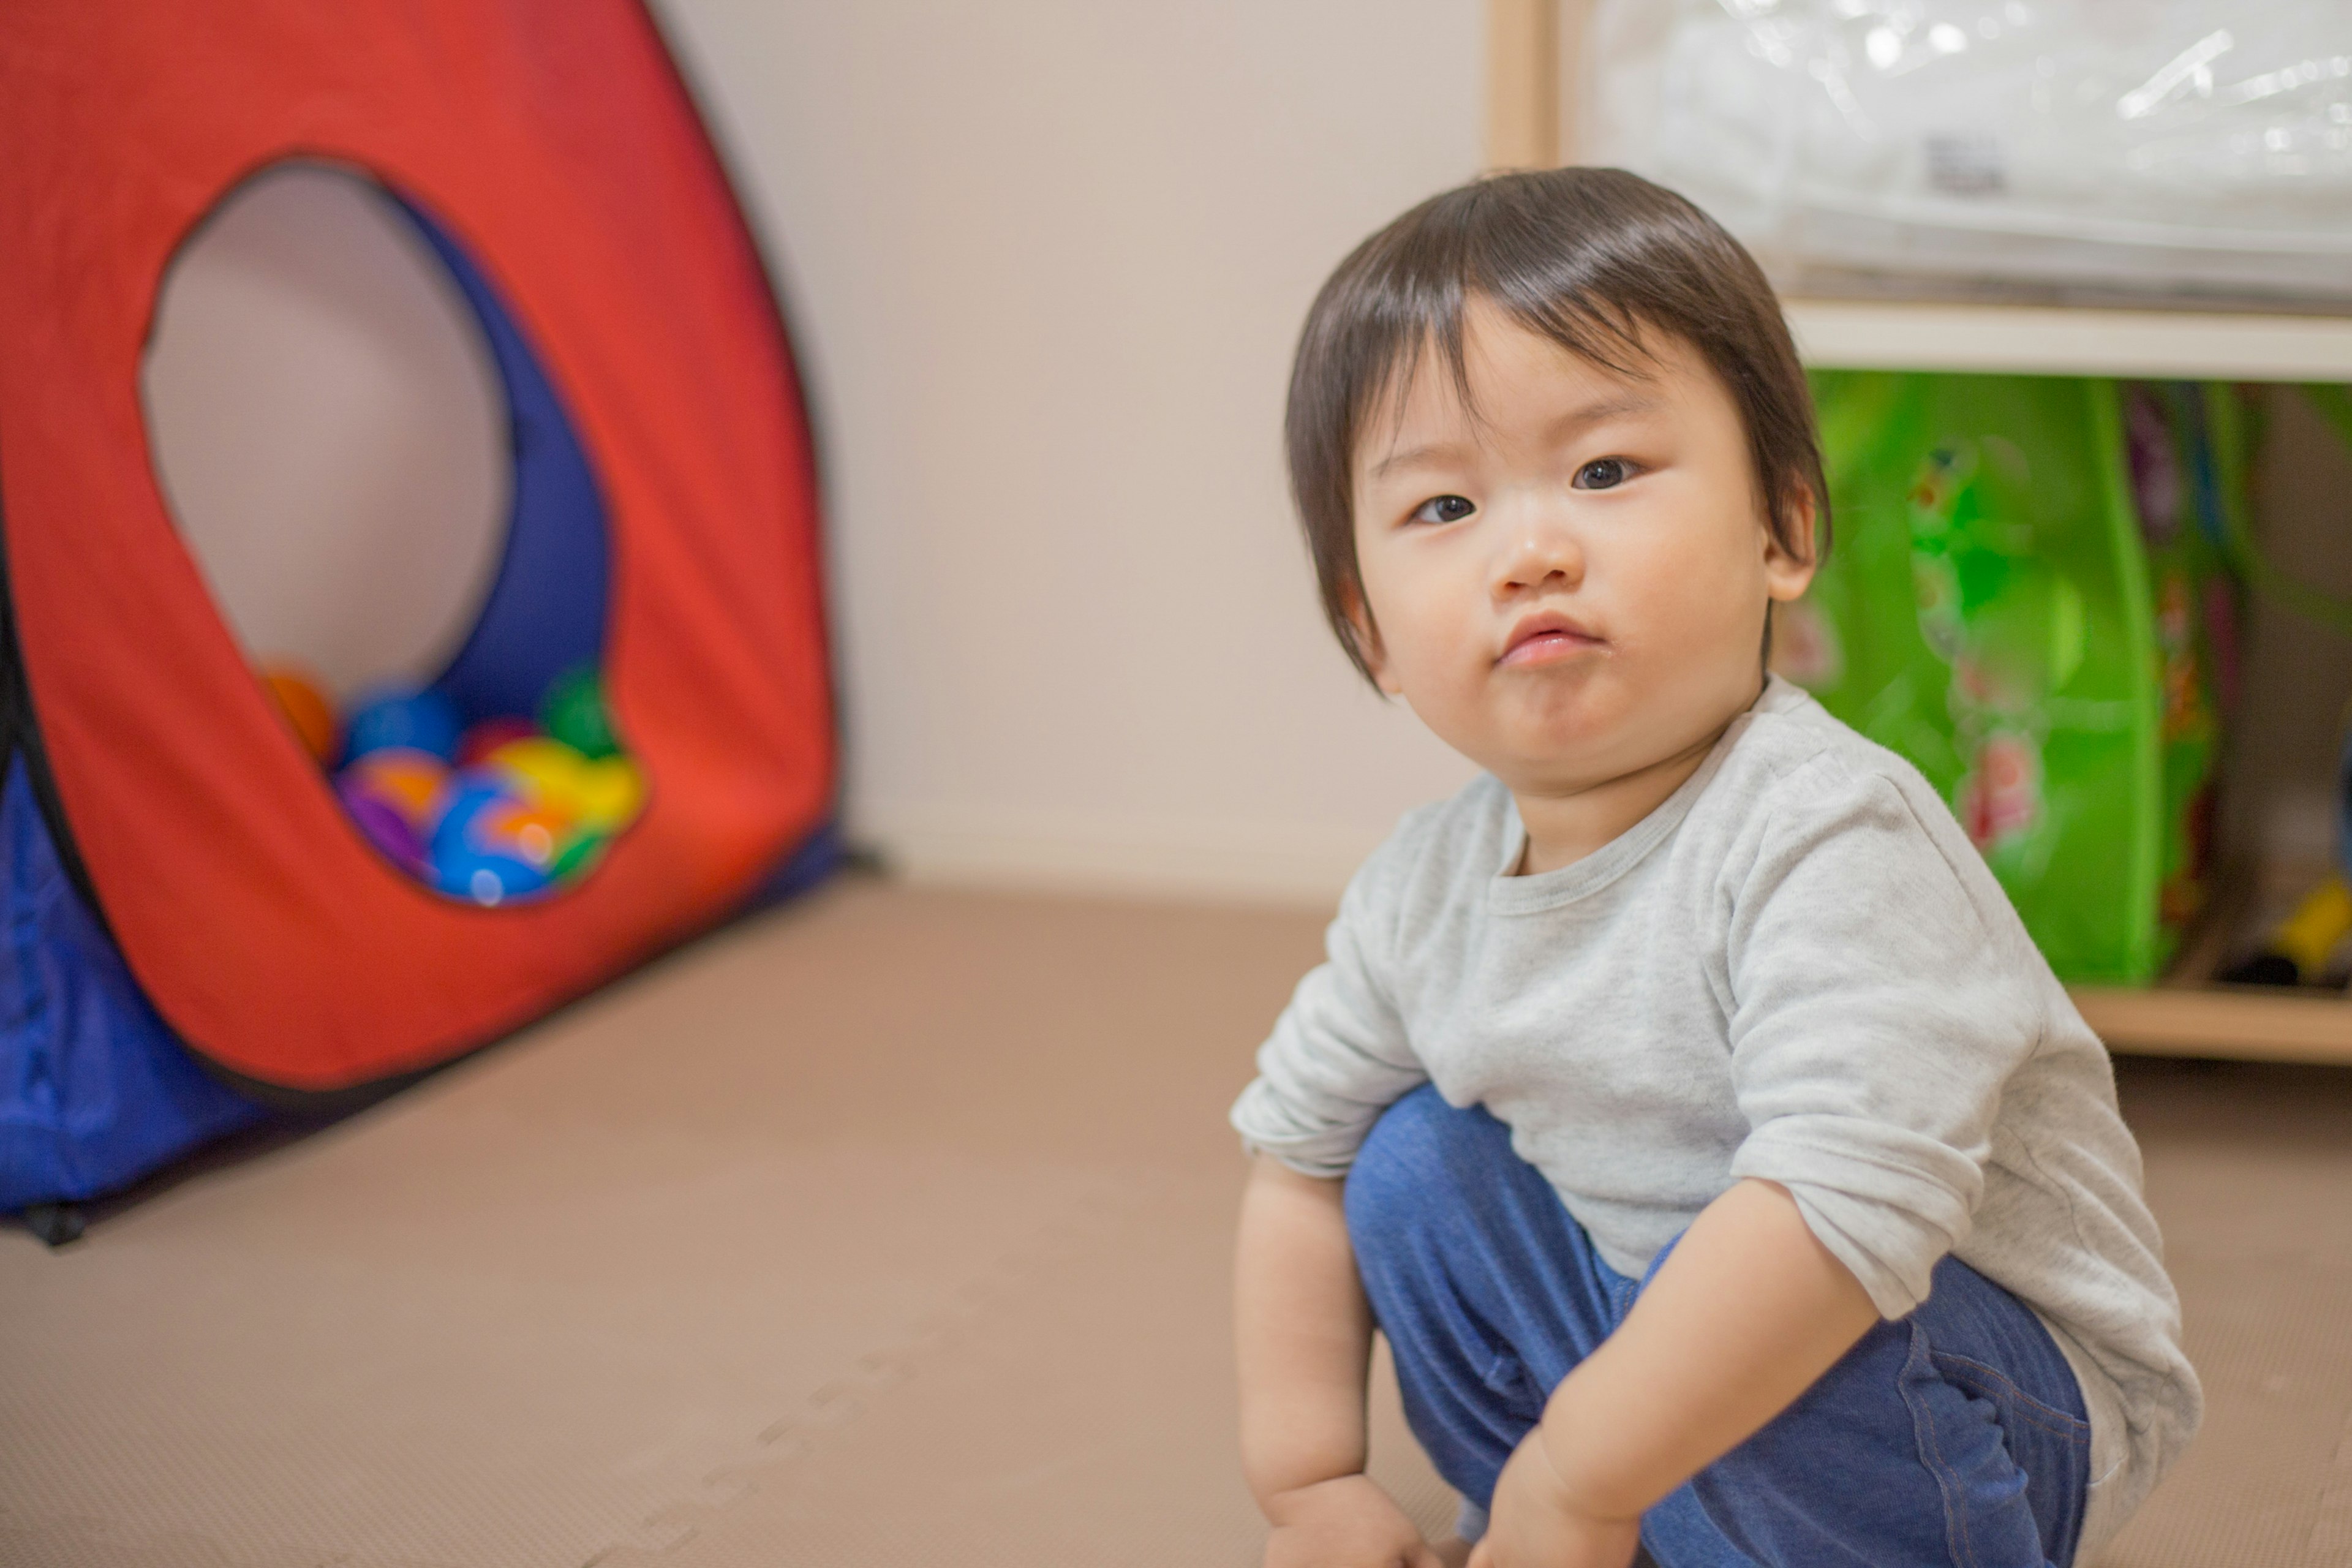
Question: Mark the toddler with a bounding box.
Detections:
[1229,168,2198,1568]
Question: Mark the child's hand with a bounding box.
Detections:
[1465,1427,1642,1568]
[1262,1473,1448,1568]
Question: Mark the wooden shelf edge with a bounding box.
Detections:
[1787,298,2352,383]
[2070,984,2352,1065]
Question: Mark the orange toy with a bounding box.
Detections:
[341,748,453,829]
[259,663,340,765]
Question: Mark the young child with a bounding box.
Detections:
[1229,168,2199,1568]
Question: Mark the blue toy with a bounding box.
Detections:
[344,685,462,762]
[429,772,554,906]
[431,844,554,907]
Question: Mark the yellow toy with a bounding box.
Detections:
[2223,876,2352,987]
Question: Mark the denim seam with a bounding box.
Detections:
[1930,1349,2092,1442]
[1903,1324,1985,1568]
[1954,1399,2081,1446]
[1934,1381,2085,1443]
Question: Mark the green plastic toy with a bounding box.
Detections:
[539,664,622,760]
[1777,373,2242,985]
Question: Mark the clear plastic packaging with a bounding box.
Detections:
[1579,1,2352,304]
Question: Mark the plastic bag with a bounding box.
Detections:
[1581,1,2352,303]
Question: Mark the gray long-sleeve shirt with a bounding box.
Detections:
[1231,678,2197,1553]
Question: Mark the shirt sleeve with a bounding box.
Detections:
[1723,756,2046,1319]
[1228,851,1427,1178]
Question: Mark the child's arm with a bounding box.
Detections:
[1470,1177,1878,1568]
[1237,1154,1446,1568]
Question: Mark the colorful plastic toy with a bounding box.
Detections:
[2225,717,2352,987]
[431,844,555,908]
[540,665,620,759]
[483,736,589,804]
[2222,877,2352,987]
[550,830,612,881]
[336,775,428,873]
[574,755,646,834]
[1785,373,2242,984]
[486,800,577,872]
[429,772,579,905]
[455,716,539,767]
[431,772,523,851]
[344,685,462,763]
[338,747,451,831]
[259,662,341,764]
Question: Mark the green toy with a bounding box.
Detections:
[539,664,622,760]
[1777,373,2242,985]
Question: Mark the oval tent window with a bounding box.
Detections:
[141,159,641,907]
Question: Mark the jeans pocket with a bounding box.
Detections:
[1931,1350,2093,1449]
[1913,1342,2093,1568]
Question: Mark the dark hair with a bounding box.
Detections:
[1284,167,1830,685]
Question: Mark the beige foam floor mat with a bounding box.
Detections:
[4,880,2348,1566]
[2100,1058,2352,1567]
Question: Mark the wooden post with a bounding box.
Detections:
[1559,0,1591,164]
[1485,0,1559,172]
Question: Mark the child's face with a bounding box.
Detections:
[1349,300,1815,797]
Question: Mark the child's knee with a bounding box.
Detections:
[1344,1084,1507,1245]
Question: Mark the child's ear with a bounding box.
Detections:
[1342,584,1403,696]
[1762,484,1820,605]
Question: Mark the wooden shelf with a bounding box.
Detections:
[1787,298,2352,383]
[2072,984,2352,1065]
[2067,876,2352,1065]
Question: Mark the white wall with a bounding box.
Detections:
[659,1,1486,905]
[144,163,510,702]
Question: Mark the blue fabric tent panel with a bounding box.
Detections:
[1,758,264,1208]
[404,197,613,728]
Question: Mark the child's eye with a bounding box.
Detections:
[1574,458,1634,491]
[1411,494,1476,524]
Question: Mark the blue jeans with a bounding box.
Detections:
[1346,1085,2090,1568]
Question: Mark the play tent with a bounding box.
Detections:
[0,1,836,1225]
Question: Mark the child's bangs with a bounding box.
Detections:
[1346,235,1660,460]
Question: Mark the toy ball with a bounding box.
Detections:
[476,799,578,871]
[258,662,341,765]
[550,829,611,881]
[431,843,554,907]
[336,775,427,873]
[430,772,527,857]
[427,773,560,906]
[573,755,646,833]
[483,736,590,809]
[339,747,451,829]
[456,715,539,767]
[344,684,462,763]
[539,665,620,759]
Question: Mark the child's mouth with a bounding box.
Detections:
[1499,617,1602,668]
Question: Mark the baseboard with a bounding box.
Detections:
[848,803,1379,908]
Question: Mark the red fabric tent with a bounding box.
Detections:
[0,1,834,1092]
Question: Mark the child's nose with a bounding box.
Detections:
[1492,507,1584,596]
